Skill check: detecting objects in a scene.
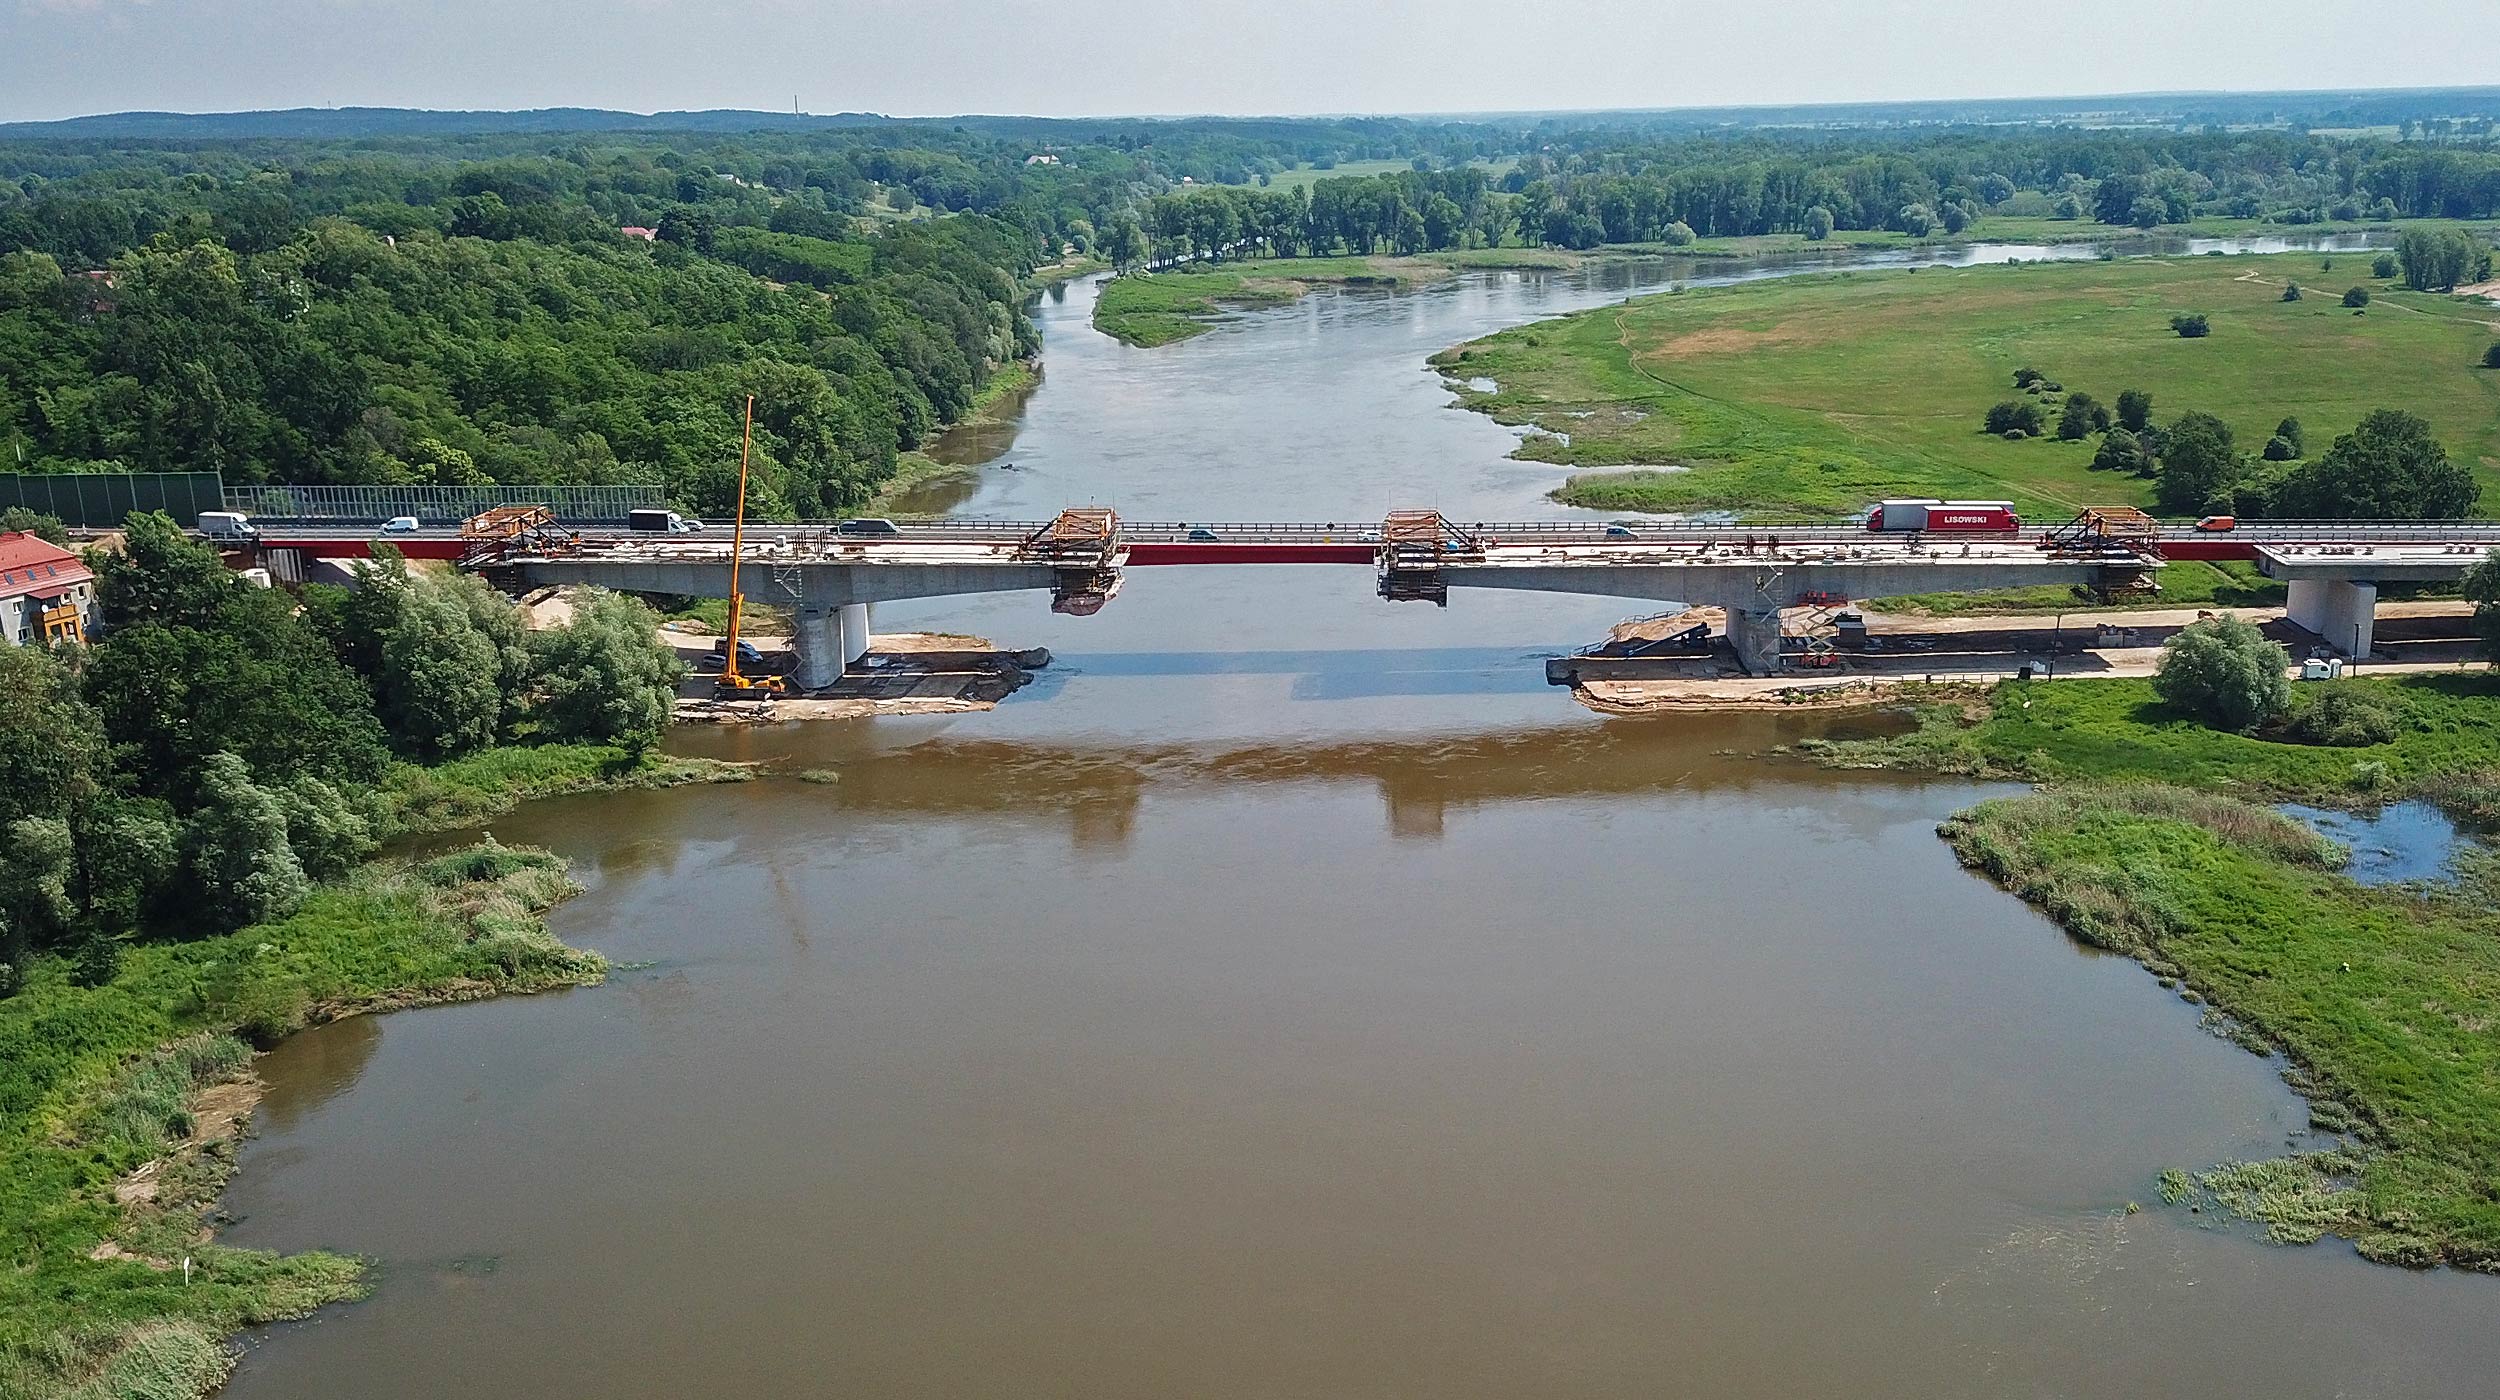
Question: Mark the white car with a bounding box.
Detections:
[381,516,420,534]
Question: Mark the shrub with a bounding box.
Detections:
[1984,400,2045,436]
[2372,252,2399,279]
[2092,427,2145,473]
[2342,286,2370,308]
[2281,282,2302,301]
[2170,313,2211,338]
[2012,367,2044,389]
[2116,388,2153,431]
[2483,343,2500,369]
[2057,392,2103,440]
[2280,687,2404,748]
[2263,434,2299,462]
[2153,615,2291,732]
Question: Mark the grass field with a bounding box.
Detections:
[1257,157,1514,193]
[1439,248,2500,519]
[1812,672,2500,793]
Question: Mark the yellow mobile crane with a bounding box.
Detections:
[715,395,788,699]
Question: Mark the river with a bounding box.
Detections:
[215,233,2500,1399]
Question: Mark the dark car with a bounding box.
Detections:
[708,638,766,667]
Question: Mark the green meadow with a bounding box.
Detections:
[1440,248,2500,518]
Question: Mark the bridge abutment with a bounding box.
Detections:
[2285,577,2378,658]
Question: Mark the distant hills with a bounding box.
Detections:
[6,87,2500,142]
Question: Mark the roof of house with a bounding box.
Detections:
[0,532,93,601]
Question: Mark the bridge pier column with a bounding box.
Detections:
[840,602,872,666]
[1725,604,1784,675]
[2285,578,2378,659]
[792,606,845,691]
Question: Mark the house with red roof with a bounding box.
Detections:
[620,226,659,242]
[0,532,99,646]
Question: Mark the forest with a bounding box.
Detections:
[1130,130,2500,260]
[5,112,2500,514]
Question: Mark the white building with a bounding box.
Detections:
[0,532,100,646]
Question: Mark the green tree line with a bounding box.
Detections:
[0,514,684,994]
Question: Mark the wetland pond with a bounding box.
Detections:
[218,233,2500,1399]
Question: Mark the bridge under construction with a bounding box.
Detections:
[234,507,2500,685]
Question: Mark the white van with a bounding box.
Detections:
[198,511,261,542]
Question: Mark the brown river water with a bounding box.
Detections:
[217,237,2500,1398]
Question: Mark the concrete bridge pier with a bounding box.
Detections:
[840,602,872,666]
[1725,604,1784,675]
[2286,577,2378,658]
[792,606,845,690]
[788,602,878,689]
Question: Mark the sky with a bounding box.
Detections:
[1,0,2493,124]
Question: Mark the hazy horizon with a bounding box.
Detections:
[4,0,2494,127]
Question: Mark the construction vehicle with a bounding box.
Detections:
[714,396,787,701]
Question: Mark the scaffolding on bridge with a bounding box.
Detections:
[1376,511,1484,606]
[1022,507,1125,615]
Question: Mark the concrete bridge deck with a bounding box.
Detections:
[228,511,2500,682]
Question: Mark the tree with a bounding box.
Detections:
[0,817,75,992]
[95,511,241,631]
[1984,401,2044,436]
[2129,195,2166,229]
[2395,228,2487,291]
[530,589,683,751]
[2372,252,2399,279]
[2116,388,2153,432]
[2466,549,2500,664]
[2170,313,2211,338]
[377,584,505,759]
[2272,409,2478,519]
[1896,203,1939,236]
[2274,417,2304,456]
[278,776,374,881]
[2057,393,2104,441]
[85,578,388,794]
[2154,412,2240,515]
[1803,206,1834,241]
[2153,615,2292,732]
[2485,343,2500,369]
[2092,427,2145,474]
[1097,213,1145,271]
[2263,434,2299,462]
[2342,286,2371,308]
[0,508,69,545]
[183,751,310,933]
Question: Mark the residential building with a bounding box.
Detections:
[0,532,100,646]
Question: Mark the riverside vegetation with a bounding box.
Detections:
[1805,606,2500,1269]
[0,515,746,1398]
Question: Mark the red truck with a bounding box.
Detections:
[1867,499,2020,532]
